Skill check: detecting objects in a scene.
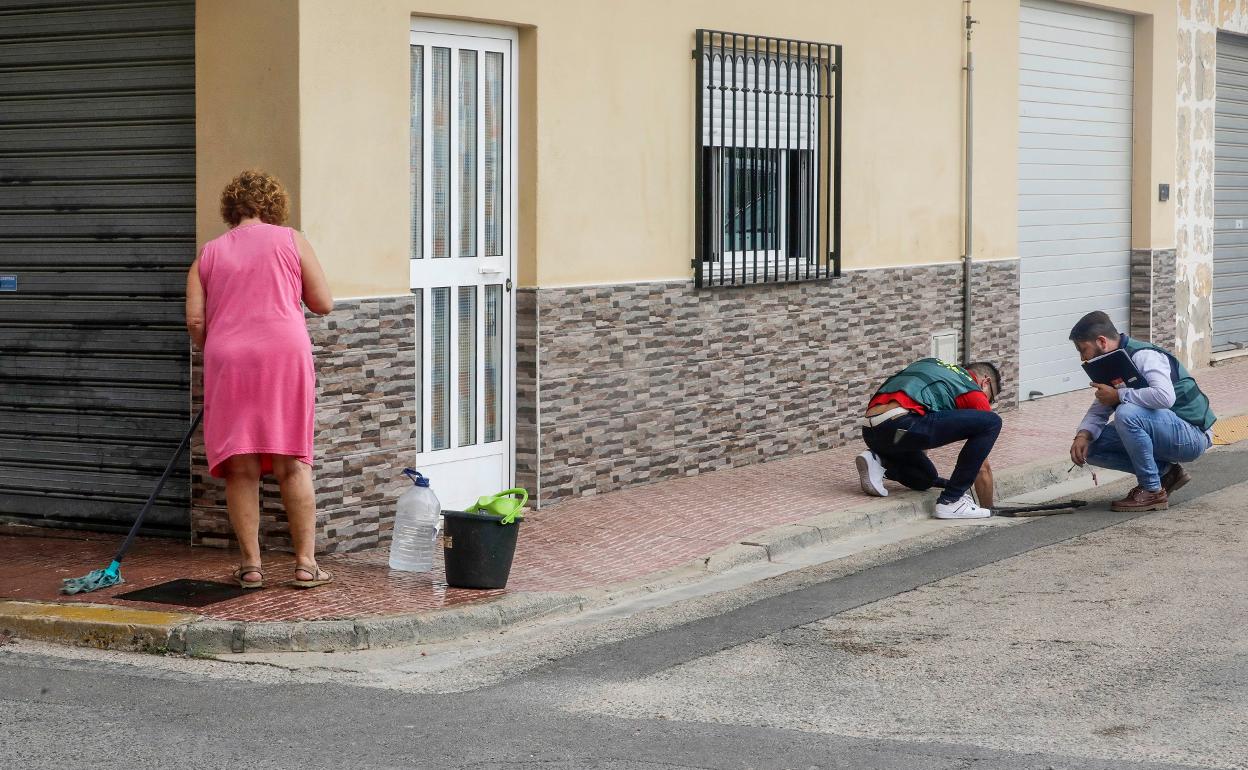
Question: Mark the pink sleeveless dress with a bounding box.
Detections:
[198,223,315,478]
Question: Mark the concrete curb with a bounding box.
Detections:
[699,456,1084,570]
[0,453,1118,655]
[166,592,592,655]
[0,600,197,653]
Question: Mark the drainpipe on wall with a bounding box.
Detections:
[962,1,978,365]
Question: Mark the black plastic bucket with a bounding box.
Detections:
[442,510,520,589]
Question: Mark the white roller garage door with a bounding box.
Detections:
[1018,0,1133,399]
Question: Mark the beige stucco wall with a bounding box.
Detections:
[195,0,301,245]
[198,0,1178,297]
[298,0,990,294]
[1176,0,1248,367]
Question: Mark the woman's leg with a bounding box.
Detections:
[223,454,263,580]
[272,455,318,573]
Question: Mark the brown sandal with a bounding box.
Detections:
[233,565,264,589]
[291,561,333,589]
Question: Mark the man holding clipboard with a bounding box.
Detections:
[1068,311,1216,511]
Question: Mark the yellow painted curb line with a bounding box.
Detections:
[0,600,198,652]
[1212,413,1248,446]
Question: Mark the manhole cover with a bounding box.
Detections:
[116,579,246,607]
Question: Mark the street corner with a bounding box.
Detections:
[0,600,197,654]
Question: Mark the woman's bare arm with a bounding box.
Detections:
[294,230,334,315]
[185,251,206,350]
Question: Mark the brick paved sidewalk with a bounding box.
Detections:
[3,359,1245,625]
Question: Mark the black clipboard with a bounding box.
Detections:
[1081,348,1146,389]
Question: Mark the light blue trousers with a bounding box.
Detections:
[1087,402,1210,491]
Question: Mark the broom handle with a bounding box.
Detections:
[111,410,204,564]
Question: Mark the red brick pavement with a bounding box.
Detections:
[2,360,1245,623]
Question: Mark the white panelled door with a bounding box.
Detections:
[1018,0,1134,399]
[410,21,516,510]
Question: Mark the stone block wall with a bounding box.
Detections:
[517,260,1020,507]
[515,289,540,496]
[191,296,417,554]
[1152,248,1179,349]
[190,263,1025,544]
[1131,248,1179,349]
[1177,2,1248,366]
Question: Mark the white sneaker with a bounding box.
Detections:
[933,494,991,519]
[855,451,888,497]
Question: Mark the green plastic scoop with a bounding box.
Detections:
[465,488,528,525]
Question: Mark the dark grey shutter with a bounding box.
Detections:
[0,0,195,534]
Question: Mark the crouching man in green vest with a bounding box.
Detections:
[855,358,1002,519]
[1069,311,1216,512]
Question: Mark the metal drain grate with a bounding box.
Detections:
[116,579,247,608]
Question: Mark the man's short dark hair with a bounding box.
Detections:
[1069,311,1118,343]
[965,361,1001,401]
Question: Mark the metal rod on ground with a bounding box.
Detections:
[994,500,1088,518]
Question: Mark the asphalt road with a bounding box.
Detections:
[3,444,1246,770]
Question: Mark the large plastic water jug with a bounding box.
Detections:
[389,469,441,572]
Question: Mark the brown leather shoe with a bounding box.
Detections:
[1160,464,1191,495]
[1111,486,1168,512]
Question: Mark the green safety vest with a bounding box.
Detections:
[1121,335,1216,431]
[873,358,980,413]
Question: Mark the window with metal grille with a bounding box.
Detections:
[694,30,841,288]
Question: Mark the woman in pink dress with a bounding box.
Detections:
[185,170,334,590]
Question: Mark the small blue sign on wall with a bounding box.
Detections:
[0,276,15,292]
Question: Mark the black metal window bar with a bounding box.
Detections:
[694,30,841,288]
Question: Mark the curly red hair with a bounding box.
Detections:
[219,169,290,226]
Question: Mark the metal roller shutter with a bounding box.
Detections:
[1018,0,1134,399]
[0,0,195,534]
[1214,32,1248,353]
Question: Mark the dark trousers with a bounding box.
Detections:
[861,409,1002,503]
